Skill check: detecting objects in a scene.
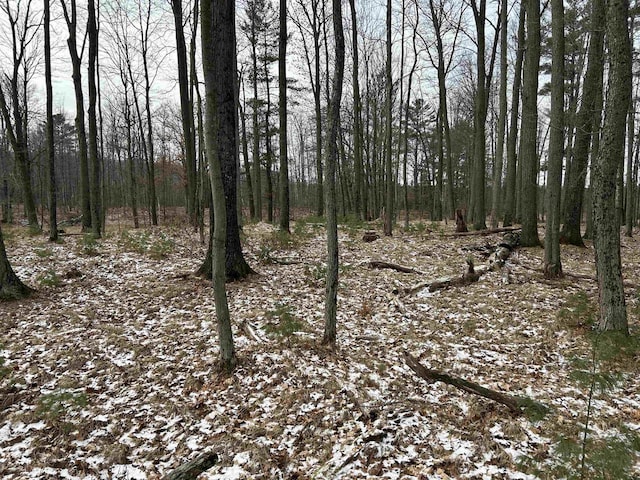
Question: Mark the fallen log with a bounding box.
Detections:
[448,226,521,237]
[163,452,218,480]
[369,260,423,275]
[403,352,548,418]
[406,232,519,294]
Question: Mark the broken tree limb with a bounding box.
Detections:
[369,260,424,275]
[448,226,521,237]
[403,352,549,417]
[163,452,218,480]
[405,232,519,295]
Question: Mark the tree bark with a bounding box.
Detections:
[519,0,541,247]
[544,0,564,278]
[201,0,238,371]
[490,0,507,229]
[560,0,605,246]
[0,222,32,300]
[322,0,345,349]
[503,4,525,227]
[61,0,91,231]
[171,0,197,225]
[592,0,630,334]
[45,0,58,242]
[383,0,393,236]
[278,0,289,232]
[87,0,102,238]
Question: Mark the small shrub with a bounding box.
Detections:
[149,232,175,259]
[34,247,53,258]
[79,234,99,256]
[37,389,87,421]
[37,269,61,287]
[557,291,596,330]
[263,303,305,339]
[305,263,327,285]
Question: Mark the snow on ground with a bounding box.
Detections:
[1,217,639,479]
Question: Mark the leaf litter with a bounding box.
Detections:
[0,220,639,479]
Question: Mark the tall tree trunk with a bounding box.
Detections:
[560,0,605,246]
[322,0,345,349]
[201,0,237,371]
[140,0,158,226]
[503,4,525,227]
[490,0,507,229]
[87,0,102,238]
[171,0,197,224]
[61,0,91,231]
[279,0,289,231]
[239,99,255,219]
[593,0,630,334]
[349,0,364,221]
[45,0,57,241]
[544,0,564,278]
[383,0,393,236]
[519,0,541,246]
[471,0,488,230]
[251,28,262,221]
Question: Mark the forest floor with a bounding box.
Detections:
[1,212,640,480]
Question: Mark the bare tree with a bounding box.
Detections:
[322,0,344,349]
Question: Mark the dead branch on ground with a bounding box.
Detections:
[403,352,548,417]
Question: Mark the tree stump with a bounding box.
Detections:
[363,231,380,242]
[455,209,468,233]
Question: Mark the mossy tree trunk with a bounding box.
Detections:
[593,0,630,334]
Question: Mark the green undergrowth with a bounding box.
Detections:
[520,295,640,479]
[118,229,174,259]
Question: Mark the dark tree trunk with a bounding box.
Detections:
[544,0,564,278]
[201,0,238,371]
[560,0,605,246]
[503,4,525,227]
[172,0,197,225]
[278,0,289,232]
[322,0,345,349]
[0,223,31,300]
[44,0,57,242]
[519,0,541,247]
[88,0,102,238]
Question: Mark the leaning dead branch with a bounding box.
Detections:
[403,352,548,417]
[369,260,424,275]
